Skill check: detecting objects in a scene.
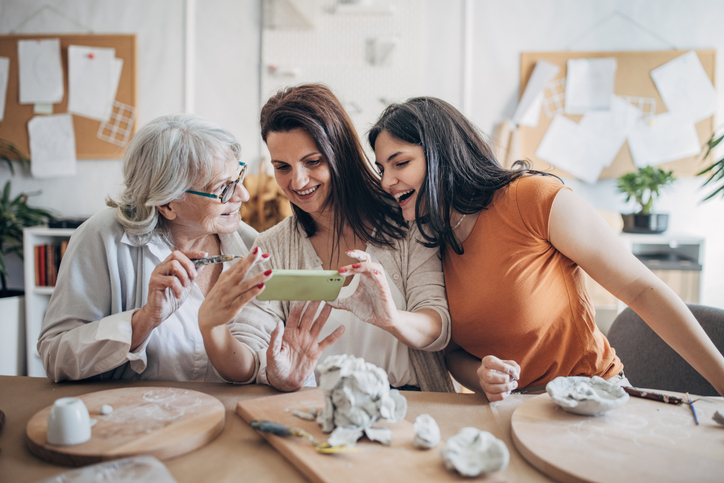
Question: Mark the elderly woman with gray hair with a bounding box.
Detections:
[37,114,319,383]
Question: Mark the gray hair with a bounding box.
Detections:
[106,113,241,244]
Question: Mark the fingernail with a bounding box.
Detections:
[346,250,353,254]
[512,380,518,389]
[264,269,272,276]
[257,283,264,289]
[253,247,259,254]
[374,270,379,275]
[262,253,271,259]
[338,268,347,273]
[352,263,361,268]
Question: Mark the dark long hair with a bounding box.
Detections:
[260,84,406,255]
[368,97,554,255]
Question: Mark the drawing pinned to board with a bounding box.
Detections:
[67,45,123,122]
[512,60,560,128]
[0,57,8,121]
[621,95,656,121]
[542,77,566,118]
[97,101,136,147]
[650,50,717,124]
[564,57,617,114]
[17,38,64,105]
[27,113,76,179]
[627,111,701,168]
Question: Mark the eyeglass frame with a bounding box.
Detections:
[185,161,247,204]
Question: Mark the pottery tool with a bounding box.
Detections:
[249,420,354,454]
[686,392,700,425]
[622,386,683,405]
[191,254,242,267]
[26,387,225,467]
[511,393,724,483]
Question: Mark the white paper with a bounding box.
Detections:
[28,114,77,179]
[578,96,642,167]
[17,39,64,104]
[627,112,701,167]
[564,58,617,114]
[0,57,9,121]
[536,115,605,184]
[68,45,122,121]
[650,50,716,124]
[513,60,560,127]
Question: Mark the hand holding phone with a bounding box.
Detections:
[256,270,345,301]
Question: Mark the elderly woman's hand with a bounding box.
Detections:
[266,301,344,392]
[131,250,207,349]
[327,250,400,331]
[198,248,271,333]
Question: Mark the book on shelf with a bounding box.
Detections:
[34,241,69,287]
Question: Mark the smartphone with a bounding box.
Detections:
[256,269,345,301]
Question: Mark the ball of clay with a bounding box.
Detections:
[99,404,113,415]
[440,427,509,477]
[413,414,440,449]
[546,376,629,416]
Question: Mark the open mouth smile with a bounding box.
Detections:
[294,185,319,197]
[393,189,415,205]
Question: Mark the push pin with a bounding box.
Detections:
[88,53,94,59]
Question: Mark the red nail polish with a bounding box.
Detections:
[264,269,272,276]
[257,283,264,289]
[253,247,259,254]
[262,253,270,258]
[338,268,347,273]
[374,270,379,275]
[352,264,361,269]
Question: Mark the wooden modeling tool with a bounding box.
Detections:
[249,420,355,454]
[623,386,683,405]
[686,393,700,425]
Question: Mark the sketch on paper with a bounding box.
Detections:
[27,114,76,179]
[17,38,64,105]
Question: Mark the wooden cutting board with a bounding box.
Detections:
[236,389,506,483]
[26,387,225,466]
[511,393,724,483]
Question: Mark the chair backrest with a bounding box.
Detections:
[607,304,724,396]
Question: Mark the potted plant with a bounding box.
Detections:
[617,166,676,234]
[697,130,724,201]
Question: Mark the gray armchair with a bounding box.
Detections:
[607,304,724,396]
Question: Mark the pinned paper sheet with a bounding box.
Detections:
[28,114,77,179]
[536,116,605,184]
[17,39,64,105]
[650,51,716,124]
[564,58,617,114]
[579,96,642,167]
[68,45,123,121]
[0,57,9,121]
[627,112,701,168]
[512,60,560,127]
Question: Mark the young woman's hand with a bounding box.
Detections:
[198,248,272,335]
[328,250,400,331]
[267,301,345,392]
[478,355,521,402]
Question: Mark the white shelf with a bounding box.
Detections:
[23,225,76,378]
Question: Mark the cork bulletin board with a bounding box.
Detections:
[0,34,137,159]
[519,50,716,178]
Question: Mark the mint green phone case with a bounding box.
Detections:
[256,270,345,301]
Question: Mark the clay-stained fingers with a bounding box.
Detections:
[308,303,333,338]
[224,247,269,284]
[317,325,345,353]
[269,320,285,357]
[288,301,306,329]
[482,355,520,382]
[345,249,371,263]
[296,301,322,332]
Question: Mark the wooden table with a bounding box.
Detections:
[0,376,552,483]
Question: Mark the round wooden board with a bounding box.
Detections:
[26,387,225,466]
[511,393,724,483]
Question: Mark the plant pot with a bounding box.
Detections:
[0,290,26,376]
[621,213,669,234]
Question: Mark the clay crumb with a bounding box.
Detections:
[99,404,113,415]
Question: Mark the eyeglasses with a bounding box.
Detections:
[185,162,247,204]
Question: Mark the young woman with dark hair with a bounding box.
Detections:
[233,84,454,392]
[368,96,724,401]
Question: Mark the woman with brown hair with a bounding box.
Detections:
[224,84,454,392]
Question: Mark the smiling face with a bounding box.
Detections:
[373,130,427,221]
[163,157,249,240]
[267,128,332,220]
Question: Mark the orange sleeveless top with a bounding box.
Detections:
[443,176,622,388]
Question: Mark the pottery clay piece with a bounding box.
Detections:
[440,427,509,477]
[546,376,629,416]
[99,404,113,415]
[713,410,724,426]
[413,414,440,449]
[363,427,392,446]
[316,355,407,447]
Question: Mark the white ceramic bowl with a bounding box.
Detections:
[47,397,92,445]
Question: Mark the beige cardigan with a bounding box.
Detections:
[235,216,455,392]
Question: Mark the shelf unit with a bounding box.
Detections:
[587,232,704,335]
[23,226,76,377]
